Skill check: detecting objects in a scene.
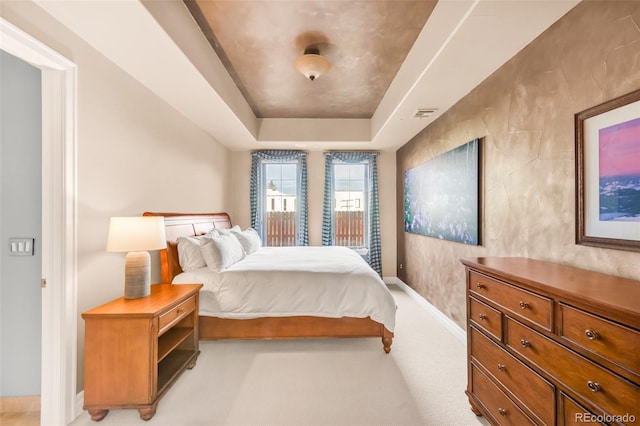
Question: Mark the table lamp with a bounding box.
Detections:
[106,216,167,299]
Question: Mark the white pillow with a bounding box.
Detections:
[177,236,207,271]
[231,228,262,254]
[200,233,245,272]
[216,225,241,235]
[176,229,218,271]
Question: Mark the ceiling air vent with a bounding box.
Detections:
[414,109,437,118]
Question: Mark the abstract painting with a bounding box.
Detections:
[404,138,480,245]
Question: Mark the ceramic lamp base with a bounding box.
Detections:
[124,251,151,299]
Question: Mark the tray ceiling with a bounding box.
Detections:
[31,0,580,150]
[187,0,437,119]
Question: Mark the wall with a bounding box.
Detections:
[396,1,640,329]
[1,2,233,392]
[231,150,397,277]
[0,50,42,397]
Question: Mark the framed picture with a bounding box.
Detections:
[404,138,481,245]
[575,88,640,252]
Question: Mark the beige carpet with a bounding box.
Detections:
[71,285,488,426]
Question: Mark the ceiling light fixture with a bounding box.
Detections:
[294,47,331,81]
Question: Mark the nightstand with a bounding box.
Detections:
[82,283,203,421]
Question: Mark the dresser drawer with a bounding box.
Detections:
[469,271,553,331]
[470,327,555,425]
[470,297,502,341]
[560,393,606,426]
[470,363,536,425]
[506,317,640,421]
[560,304,640,377]
[159,296,196,335]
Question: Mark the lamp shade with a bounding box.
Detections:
[294,48,331,81]
[106,216,166,253]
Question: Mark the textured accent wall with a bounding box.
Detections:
[396,1,640,329]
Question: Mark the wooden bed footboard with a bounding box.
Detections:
[199,315,394,353]
[144,212,394,353]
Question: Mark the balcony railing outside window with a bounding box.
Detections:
[334,210,364,247]
[266,211,364,247]
[266,211,297,246]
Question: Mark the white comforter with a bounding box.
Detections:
[172,246,396,331]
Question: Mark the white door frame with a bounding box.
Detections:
[1,18,78,425]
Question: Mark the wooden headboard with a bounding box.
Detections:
[143,212,233,283]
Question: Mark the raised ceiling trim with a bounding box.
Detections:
[33,0,580,151]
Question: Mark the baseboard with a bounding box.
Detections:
[74,391,84,420]
[384,277,466,345]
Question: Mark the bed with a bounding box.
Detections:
[143,212,395,353]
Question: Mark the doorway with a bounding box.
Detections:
[0,48,42,426]
[0,18,78,426]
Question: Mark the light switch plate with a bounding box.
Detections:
[9,238,35,256]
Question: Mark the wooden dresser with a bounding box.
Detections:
[82,283,203,421]
[460,257,639,425]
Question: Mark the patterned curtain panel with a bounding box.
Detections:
[322,152,381,276]
[250,150,308,246]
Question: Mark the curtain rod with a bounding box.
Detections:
[324,150,380,154]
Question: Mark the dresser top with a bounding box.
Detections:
[461,257,640,324]
[82,284,203,318]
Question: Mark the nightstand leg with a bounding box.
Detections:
[88,409,109,421]
[186,351,200,369]
[138,403,157,421]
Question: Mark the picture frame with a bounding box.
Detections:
[404,138,481,245]
[575,88,640,252]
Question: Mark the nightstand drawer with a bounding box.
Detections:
[469,271,552,331]
[506,317,640,421]
[560,304,640,377]
[470,327,555,425]
[159,295,196,334]
[470,363,535,426]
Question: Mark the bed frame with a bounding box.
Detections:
[143,212,393,353]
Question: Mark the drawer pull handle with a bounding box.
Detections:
[584,329,598,340]
[498,408,507,416]
[519,301,529,310]
[497,364,506,371]
[478,313,487,320]
[476,282,484,289]
[177,308,184,314]
[520,339,530,348]
[587,381,601,393]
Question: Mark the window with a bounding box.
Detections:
[333,163,367,248]
[322,152,381,275]
[264,162,298,246]
[250,151,308,247]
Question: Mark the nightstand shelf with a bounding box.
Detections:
[158,323,194,362]
[82,284,203,421]
[158,350,196,391]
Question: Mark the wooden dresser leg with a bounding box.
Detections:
[138,403,157,421]
[88,409,109,421]
[469,398,483,416]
